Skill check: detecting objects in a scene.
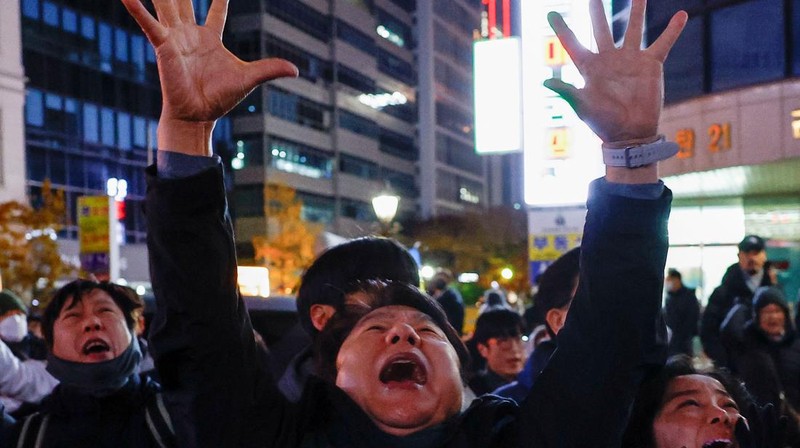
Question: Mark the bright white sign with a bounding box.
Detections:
[521,0,611,207]
[473,38,523,154]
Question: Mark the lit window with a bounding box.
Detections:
[115,29,129,62]
[83,104,99,142]
[133,116,147,148]
[62,7,77,33]
[81,16,95,40]
[25,90,44,127]
[117,112,131,150]
[22,0,39,19]
[98,23,113,72]
[42,1,58,27]
[101,108,115,146]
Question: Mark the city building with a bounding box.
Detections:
[417,0,496,217]
[225,0,498,254]
[0,0,27,204]
[17,0,230,283]
[644,0,800,301]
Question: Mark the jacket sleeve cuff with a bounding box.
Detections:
[157,151,221,179]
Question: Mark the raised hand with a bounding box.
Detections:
[735,403,789,448]
[121,0,298,154]
[545,0,687,144]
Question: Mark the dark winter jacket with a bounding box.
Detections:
[468,368,512,397]
[7,374,171,447]
[701,263,772,367]
[664,286,700,357]
[145,162,672,448]
[725,289,800,410]
[437,288,465,336]
[0,404,14,448]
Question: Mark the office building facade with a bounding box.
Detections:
[18,0,230,282]
[225,0,422,248]
[417,0,492,218]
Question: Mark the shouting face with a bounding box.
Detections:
[758,303,786,340]
[335,305,463,436]
[653,374,742,448]
[52,289,132,363]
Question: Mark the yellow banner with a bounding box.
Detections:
[529,233,582,262]
[78,196,110,254]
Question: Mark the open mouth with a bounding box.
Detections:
[703,439,733,448]
[82,338,110,355]
[379,353,427,386]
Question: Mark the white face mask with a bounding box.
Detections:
[0,314,28,343]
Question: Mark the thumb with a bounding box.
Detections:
[543,78,581,113]
[242,58,299,89]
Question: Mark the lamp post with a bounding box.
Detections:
[372,193,399,237]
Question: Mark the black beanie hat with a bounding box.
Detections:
[752,286,789,318]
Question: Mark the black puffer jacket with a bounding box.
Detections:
[727,289,800,410]
[701,263,772,367]
[664,286,699,357]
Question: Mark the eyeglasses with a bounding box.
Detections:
[487,335,527,348]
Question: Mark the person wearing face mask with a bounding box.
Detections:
[0,290,59,417]
[0,290,46,361]
[6,280,176,447]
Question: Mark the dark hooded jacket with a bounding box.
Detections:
[6,374,171,447]
[724,287,800,410]
[701,262,772,367]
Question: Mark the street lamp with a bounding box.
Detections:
[372,192,399,236]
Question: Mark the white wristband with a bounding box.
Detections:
[602,135,679,168]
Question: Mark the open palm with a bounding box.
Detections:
[545,0,687,143]
[121,0,297,124]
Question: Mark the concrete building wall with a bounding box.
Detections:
[416,0,488,218]
[660,79,800,178]
[0,0,28,204]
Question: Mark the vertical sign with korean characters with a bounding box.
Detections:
[78,196,118,281]
[528,207,586,283]
[521,0,609,208]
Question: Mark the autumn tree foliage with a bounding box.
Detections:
[0,181,76,304]
[252,183,321,295]
[405,206,529,297]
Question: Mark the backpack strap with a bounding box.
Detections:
[16,412,49,448]
[145,392,176,448]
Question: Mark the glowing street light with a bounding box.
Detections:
[372,193,399,236]
[501,268,514,280]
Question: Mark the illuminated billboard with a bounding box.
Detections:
[473,38,523,154]
[521,0,611,207]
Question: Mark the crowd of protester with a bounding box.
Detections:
[0,0,797,446]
